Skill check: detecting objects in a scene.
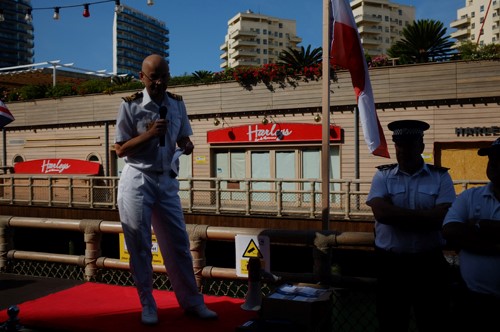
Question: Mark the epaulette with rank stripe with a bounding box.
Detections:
[122,91,143,102]
[376,163,397,170]
[167,91,183,101]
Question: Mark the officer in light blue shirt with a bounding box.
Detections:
[366,120,455,332]
[443,137,500,331]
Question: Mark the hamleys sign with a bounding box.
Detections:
[14,159,101,175]
[207,123,342,144]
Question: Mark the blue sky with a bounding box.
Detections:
[31,0,460,77]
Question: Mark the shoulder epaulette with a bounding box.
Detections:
[376,163,398,171]
[122,91,143,103]
[167,91,183,101]
[427,164,450,172]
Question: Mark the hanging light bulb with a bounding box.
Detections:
[0,9,5,22]
[147,0,154,6]
[25,9,32,23]
[115,0,123,13]
[314,113,321,122]
[53,7,60,20]
[213,118,220,126]
[82,4,90,18]
[262,117,269,125]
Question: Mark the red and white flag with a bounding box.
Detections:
[0,100,15,129]
[330,0,389,158]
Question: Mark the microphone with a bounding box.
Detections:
[159,106,167,147]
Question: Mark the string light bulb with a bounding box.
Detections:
[262,117,269,125]
[213,118,220,126]
[147,0,154,6]
[314,113,321,122]
[0,9,5,22]
[25,9,33,23]
[82,4,90,17]
[53,7,60,20]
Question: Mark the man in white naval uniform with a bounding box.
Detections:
[114,54,217,325]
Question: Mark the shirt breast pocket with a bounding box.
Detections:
[417,184,438,206]
[388,184,406,206]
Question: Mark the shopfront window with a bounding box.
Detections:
[213,146,340,203]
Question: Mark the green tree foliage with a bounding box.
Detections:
[278,45,322,69]
[111,74,134,85]
[192,70,214,82]
[388,19,454,64]
[455,41,500,60]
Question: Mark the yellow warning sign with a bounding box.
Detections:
[243,239,263,258]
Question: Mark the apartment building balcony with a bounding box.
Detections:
[358,25,382,34]
[232,58,259,67]
[450,16,470,29]
[220,51,228,61]
[232,49,258,59]
[363,47,383,56]
[287,35,302,43]
[220,43,228,51]
[233,39,258,48]
[230,29,258,39]
[361,36,382,45]
[355,14,382,24]
[451,28,471,39]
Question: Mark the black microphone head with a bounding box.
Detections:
[159,106,167,119]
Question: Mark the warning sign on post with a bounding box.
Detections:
[119,233,164,265]
[235,234,270,277]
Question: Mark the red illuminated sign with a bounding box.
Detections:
[207,123,342,144]
[14,159,101,175]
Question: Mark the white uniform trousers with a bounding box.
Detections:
[118,164,203,309]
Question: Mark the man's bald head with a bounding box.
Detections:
[140,54,170,104]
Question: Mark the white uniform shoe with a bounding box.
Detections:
[141,305,158,325]
[185,304,218,320]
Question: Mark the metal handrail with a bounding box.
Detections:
[0,216,375,285]
[0,175,489,219]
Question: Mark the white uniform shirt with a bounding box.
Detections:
[443,183,500,297]
[115,88,192,173]
[367,163,456,254]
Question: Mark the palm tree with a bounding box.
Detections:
[111,74,134,85]
[192,70,213,81]
[387,19,454,63]
[278,45,322,69]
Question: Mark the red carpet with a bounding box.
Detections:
[0,282,257,332]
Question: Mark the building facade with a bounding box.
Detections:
[3,60,499,190]
[220,10,302,69]
[350,0,415,57]
[450,0,500,46]
[0,0,34,67]
[112,5,169,77]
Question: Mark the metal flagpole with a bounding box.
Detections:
[321,0,331,231]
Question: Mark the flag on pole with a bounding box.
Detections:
[0,100,15,129]
[330,0,390,158]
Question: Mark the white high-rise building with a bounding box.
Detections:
[220,10,302,69]
[113,5,169,77]
[450,0,500,46]
[350,0,415,57]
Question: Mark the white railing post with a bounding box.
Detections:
[245,180,251,216]
[187,178,193,213]
[276,180,282,217]
[345,180,352,219]
[215,178,221,214]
